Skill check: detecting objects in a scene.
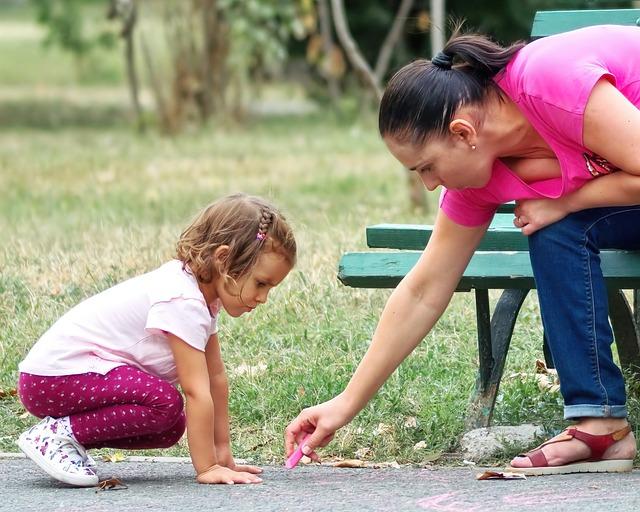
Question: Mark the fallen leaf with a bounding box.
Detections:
[535,373,560,393]
[333,459,365,468]
[18,411,30,419]
[231,363,267,377]
[102,452,126,463]
[372,460,401,469]
[95,477,128,492]
[373,423,392,437]
[355,447,371,459]
[404,417,418,428]
[421,452,441,463]
[0,388,17,399]
[476,470,526,480]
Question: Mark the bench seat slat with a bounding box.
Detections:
[338,250,640,290]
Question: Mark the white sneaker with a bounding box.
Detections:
[17,416,99,487]
[84,453,97,469]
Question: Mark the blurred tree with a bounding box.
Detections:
[107,0,144,132]
[30,0,313,132]
[30,0,118,68]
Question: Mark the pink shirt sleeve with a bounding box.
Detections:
[439,187,498,227]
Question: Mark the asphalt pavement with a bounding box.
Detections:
[1,455,639,512]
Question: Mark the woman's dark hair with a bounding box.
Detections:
[379,27,525,145]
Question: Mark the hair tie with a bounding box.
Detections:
[256,232,267,241]
[431,51,453,70]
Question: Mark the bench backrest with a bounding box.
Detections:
[531,9,640,37]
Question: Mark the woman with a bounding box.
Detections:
[286,24,640,475]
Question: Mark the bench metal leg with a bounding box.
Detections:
[466,288,529,430]
[608,288,640,375]
[634,289,640,334]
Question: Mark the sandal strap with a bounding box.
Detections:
[519,424,632,466]
[567,425,632,460]
[526,448,549,467]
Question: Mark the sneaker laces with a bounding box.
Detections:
[84,453,97,469]
[49,433,95,474]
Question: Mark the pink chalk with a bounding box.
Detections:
[285,433,311,469]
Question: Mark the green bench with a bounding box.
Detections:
[338,9,640,430]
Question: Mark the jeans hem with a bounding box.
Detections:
[564,404,627,419]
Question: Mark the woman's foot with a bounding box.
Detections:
[509,418,636,472]
[17,416,99,487]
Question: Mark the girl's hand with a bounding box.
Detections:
[196,464,263,485]
[216,445,263,475]
[513,198,570,235]
[284,394,353,462]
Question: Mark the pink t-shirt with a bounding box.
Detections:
[19,260,220,384]
[440,24,640,227]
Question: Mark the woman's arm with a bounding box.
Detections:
[515,79,640,234]
[285,211,490,456]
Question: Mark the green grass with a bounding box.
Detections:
[1,9,638,468]
[0,109,605,465]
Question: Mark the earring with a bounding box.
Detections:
[471,144,477,150]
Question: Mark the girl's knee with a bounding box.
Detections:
[145,381,184,429]
[155,413,186,448]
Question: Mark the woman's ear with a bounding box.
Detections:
[449,118,477,147]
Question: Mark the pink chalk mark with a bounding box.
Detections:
[417,492,485,512]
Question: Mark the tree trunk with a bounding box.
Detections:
[330,0,382,101]
[430,0,446,54]
[317,0,341,105]
[107,0,145,132]
[139,28,173,133]
[201,0,216,120]
[374,0,415,82]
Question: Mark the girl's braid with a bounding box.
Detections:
[256,209,273,240]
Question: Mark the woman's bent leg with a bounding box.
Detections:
[528,207,640,418]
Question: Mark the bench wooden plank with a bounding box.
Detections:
[531,9,640,37]
[496,202,515,214]
[338,250,640,290]
[367,214,524,251]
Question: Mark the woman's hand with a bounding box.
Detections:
[216,445,263,476]
[513,197,570,235]
[284,394,354,462]
[196,464,263,485]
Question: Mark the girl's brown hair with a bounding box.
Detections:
[176,193,296,284]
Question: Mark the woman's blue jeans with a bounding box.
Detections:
[528,206,640,419]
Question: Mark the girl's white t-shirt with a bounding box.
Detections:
[19,260,220,384]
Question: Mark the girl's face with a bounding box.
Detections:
[384,133,494,191]
[215,250,292,317]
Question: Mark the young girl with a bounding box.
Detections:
[17,193,296,486]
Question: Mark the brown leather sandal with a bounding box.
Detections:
[507,425,634,476]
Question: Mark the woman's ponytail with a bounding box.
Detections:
[379,26,525,145]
